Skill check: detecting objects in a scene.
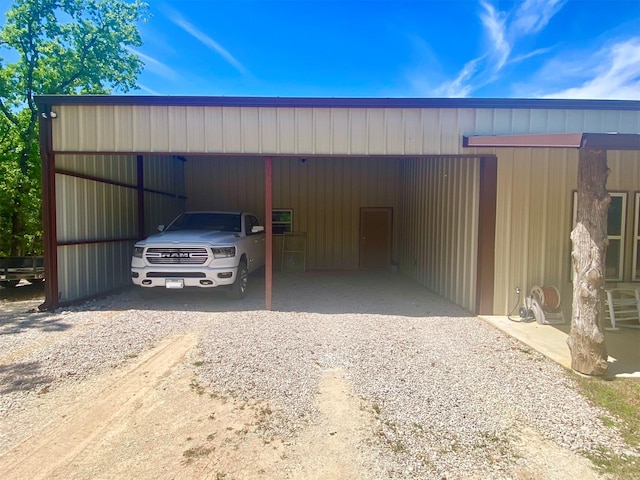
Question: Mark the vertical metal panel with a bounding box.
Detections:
[222,108,242,153]
[57,241,132,302]
[52,105,640,156]
[349,109,368,154]
[56,154,137,185]
[277,108,296,154]
[55,174,137,243]
[186,107,206,152]
[204,107,224,152]
[167,106,188,152]
[331,109,350,155]
[398,157,480,312]
[132,105,152,151]
[240,107,260,153]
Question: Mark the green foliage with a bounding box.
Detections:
[0,0,148,255]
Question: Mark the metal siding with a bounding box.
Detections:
[51,105,639,155]
[57,242,132,303]
[259,108,278,153]
[493,148,579,315]
[185,156,400,270]
[186,107,206,152]
[168,106,188,152]
[398,157,480,312]
[241,107,260,153]
[277,108,296,154]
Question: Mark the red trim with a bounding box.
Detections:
[265,157,273,310]
[137,155,145,239]
[39,105,59,311]
[58,238,138,247]
[55,168,187,199]
[463,132,640,150]
[476,156,497,314]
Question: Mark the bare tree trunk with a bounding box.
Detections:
[568,148,609,375]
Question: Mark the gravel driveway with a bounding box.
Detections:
[0,272,627,479]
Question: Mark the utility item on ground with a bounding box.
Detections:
[0,256,45,288]
[131,212,265,299]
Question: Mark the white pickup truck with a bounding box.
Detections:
[131,212,265,299]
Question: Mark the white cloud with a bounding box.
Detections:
[136,83,163,95]
[512,0,567,35]
[128,47,179,82]
[427,0,566,97]
[433,58,483,98]
[480,1,510,70]
[163,6,248,76]
[541,37,640,100]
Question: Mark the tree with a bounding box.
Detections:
[0,0,147,256]
[568,148,610,376]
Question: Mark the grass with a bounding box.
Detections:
[571,373,640,479]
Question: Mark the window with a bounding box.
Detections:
[572,191,627,281]
[633,193,640,281]
[272,209,293,235]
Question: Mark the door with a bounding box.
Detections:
[360,207,392,269]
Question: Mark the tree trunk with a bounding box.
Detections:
[568,148,609,375]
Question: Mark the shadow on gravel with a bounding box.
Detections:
[0,361,53,394]
[0,281,45,302]
[102,271,471,318]
[0,313,71,335]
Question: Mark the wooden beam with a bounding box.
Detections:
[265,157,273,310]
[476,156,497,314]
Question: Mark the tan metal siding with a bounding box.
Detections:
[185,156,400,270]
[399,157,480,312]
[54,153,185,302]
[56,154,137,185]
[492,148,640,316]
[57,242,132,302]
[52,105,640,156]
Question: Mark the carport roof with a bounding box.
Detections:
[463,132,640,150]
[34,95,640,111]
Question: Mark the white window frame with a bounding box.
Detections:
[272,208,293,235]
[633,192,640,281]
[572,191,626,282]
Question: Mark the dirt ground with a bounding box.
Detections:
[0,281,605,479]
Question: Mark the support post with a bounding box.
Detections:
[568,148,609,375]
[137,155,145,239]
[265,157,273,310]
[39,107,59,311]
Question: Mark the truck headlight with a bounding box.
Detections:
[133,246,144,258]
[212,246,236,258]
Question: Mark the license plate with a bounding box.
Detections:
[165,279,184,289]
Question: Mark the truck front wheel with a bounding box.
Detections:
[227,260,248,300]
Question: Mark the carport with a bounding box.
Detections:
[34,96,639,315]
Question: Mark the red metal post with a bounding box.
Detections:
[265,156,273,310]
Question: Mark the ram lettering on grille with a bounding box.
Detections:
[145,248,208,265]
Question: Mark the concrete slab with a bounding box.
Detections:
[480,316,640,378]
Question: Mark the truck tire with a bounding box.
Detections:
[227,260,248,300]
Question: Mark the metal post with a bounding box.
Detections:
[265,156,273,310]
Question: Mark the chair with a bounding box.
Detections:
[604,284,640,331]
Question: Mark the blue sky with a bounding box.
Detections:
[2,0,640,99]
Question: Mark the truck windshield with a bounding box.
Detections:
[166,213,242,232]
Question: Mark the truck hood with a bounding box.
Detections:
[138,230,240,247]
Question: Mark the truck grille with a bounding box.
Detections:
[145,248,209,265]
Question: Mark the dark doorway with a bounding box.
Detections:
[360,207,392,269]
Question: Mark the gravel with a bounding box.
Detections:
[0,273,630,478]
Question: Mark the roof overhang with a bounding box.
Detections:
[462,132,640,150]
